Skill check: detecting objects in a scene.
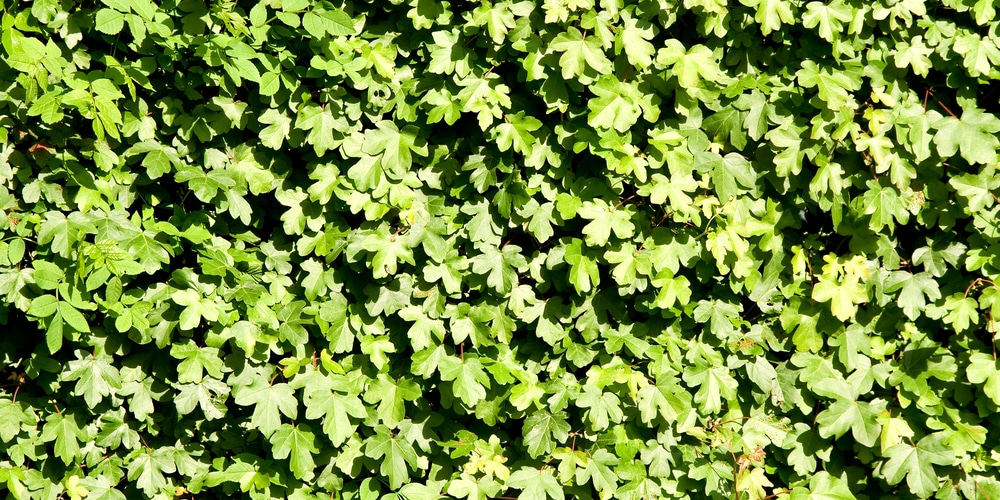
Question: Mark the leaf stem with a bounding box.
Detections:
[763,489,793,498]
[613,194,636,211]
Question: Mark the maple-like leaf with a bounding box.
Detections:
[737,468,773,500]
[170,340,226,383]
[365,425,420,489]
[615,12,655,68]
[812,276,867,322]
[577,200,635,246]
[126,447,177,496]
[64,350,122,407]
[232,376,298,437]
[893,36,934,76]
[815,397,884,447]
[523,410,570,458]
[934,109,1000,164]
[587,76,642,133]
[549,27,611,79]
[740,0,795,34]
[950,166,1000,213]
[787,471,854,500]
[440,356,492,407]
[881,433,956,497]
[657,40,727,88]
[257,108,291,150]
[508,467,565,500]
[269,423,320,481]
[41,411,87,465]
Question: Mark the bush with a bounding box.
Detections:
[2,0,1000,498]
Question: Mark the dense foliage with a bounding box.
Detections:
[3,0,1000,498]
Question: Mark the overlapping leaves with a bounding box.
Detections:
[2,0,1000,498]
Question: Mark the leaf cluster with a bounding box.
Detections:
[3,0,1000,499]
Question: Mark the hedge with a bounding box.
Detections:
[2,0,1000,498]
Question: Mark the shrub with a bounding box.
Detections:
[2,0,1000,498]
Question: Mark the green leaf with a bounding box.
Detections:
[714,153,756,202]
[32,260,65,290]
[175,166,236,203]
[801,1,852,42]
[578,200,635,246]
[950,166,1000,213]
[302,8,355,38]
[126,447,177,496]
[362,120,428,179]
[637,379,689,424]
[812,276,866,322]
[967,352,1000,405]
[656,40,727,88]
[587,76,642,133]
[95,8,125,34]
[788,471,855,499]
[942,294,980,332]
[564,239,600,294]
[796,60,862,110]
[815,398,884,447]
[471,1,516,44]
[881,433,956,497]
[41,411,87,465]
[549,27,611,79]
[682,364,738,414]
[508,467,564,500]
[64,350,122,408]
[934,109,1000,164]
[59,301,91,333]
[615,11,655,69]
[893,36,934,76]
[96,408,141,450]
[233,377,298,437]
[439,356,490,408]
[737,468,773,500]
[28,294,59,318]
[576,385,624,431]
[886,271,941,320]
[953,33,1000,77]
[174,378,229,420]
[495,111,542,154]
[704,106,748,151]
[0,399,36,443]
[740,0,795,34]
[523,410,570,458]
[171,288,221,330]
[363,373,422,427]
[170,340,226,383]
[295,103,344,156]
[651,269,692,309]
[297,374,367,447]
[365,425,420,490]
[861,179,909,231]
[258,109,292,150]
[269,423,320,481]
[575,449,619,495]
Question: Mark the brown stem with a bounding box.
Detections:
[763,489,794,499]
[613,194,637,211]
